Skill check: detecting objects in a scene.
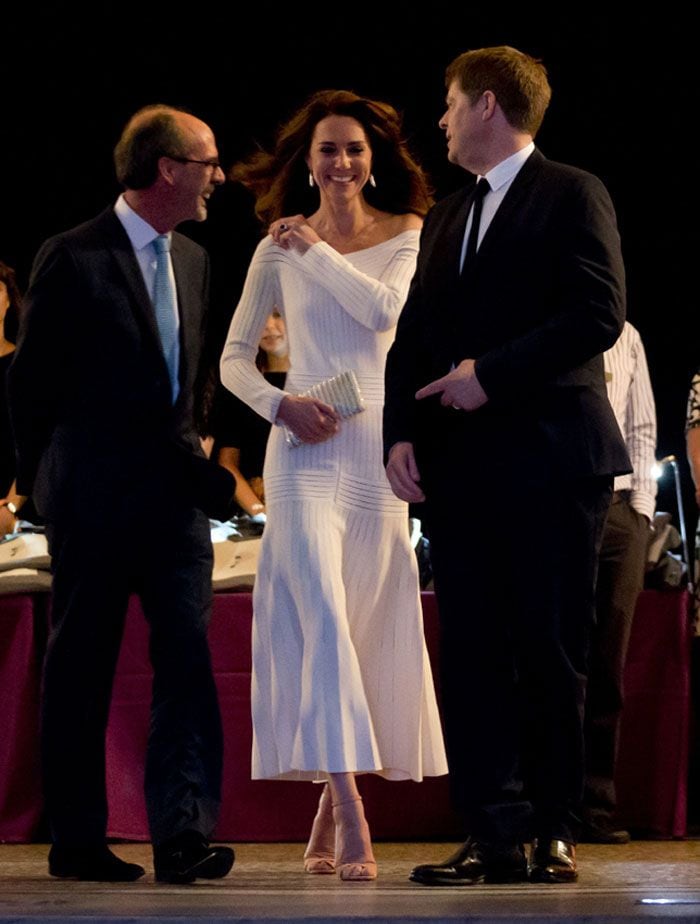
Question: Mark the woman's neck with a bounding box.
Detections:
[310,198,380,245]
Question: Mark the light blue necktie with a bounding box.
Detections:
[152,234,180,403]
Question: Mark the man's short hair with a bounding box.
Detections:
[446,45,551,137]
[114,104,191,189]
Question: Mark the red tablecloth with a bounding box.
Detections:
[0,593,46,842]
[0,588,693,842]
[616,589,692,837]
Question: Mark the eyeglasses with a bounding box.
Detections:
[168,156,222,171]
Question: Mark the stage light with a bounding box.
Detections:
[652,455,693,594]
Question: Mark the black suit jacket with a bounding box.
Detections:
[384,149,631,480]
[8,206,233,523]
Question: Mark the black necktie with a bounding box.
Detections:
[462,177,491,270]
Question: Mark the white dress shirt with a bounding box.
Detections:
[459,141,535,271]
[114,195,181,396]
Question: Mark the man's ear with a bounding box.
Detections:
[481,90,498,121]
[158,156,178,186]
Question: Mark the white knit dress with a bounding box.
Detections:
[220,230,448,782]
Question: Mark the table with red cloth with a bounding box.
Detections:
[0,589,692,842]
[0,593,47,842]
[615,589,693,838]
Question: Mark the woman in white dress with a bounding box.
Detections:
[220,90,447,881]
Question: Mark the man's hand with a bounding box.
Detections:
[386,441,425,503]
[415,358,488,411]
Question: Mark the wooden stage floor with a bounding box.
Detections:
[3,840,700,922]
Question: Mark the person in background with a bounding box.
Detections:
[686,370,700,507]
[0,261,29,537]
[384,45,629,886]
[580,321,656,844]
[210,311,289,518]
[685,369,700,612]
[220,89,447,882]
[8,104,235,884]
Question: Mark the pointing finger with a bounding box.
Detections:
[415,378,447,400]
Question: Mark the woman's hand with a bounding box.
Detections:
[276,395,340,444]
[269,215,321,255]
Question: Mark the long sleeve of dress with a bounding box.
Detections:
[291,235,419,332]
[220,239,287,424]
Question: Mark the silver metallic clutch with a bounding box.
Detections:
[285,370,365,447]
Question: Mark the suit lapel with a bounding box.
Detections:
[472,149,543,264]
[97,209,173,384]
[443,187,475,283]
[170,234,196,394]
[99,211,162,341]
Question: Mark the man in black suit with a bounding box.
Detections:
[8,105,235,883]
[384,46,630,884]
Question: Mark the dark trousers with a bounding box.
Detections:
[422,456,612,846]
[583,493,649,821]
[41,504,222,848]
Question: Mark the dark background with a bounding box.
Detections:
[1,6,695,543]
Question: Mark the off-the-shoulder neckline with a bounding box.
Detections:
[334,228,421,257]
[265,227,420,257]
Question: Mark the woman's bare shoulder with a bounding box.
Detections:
[378,212,423,235]
[396,212,423,231]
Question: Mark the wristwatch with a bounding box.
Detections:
[0,500,18,515]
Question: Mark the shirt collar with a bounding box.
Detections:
[114,194,168,252]
[482,141,535,193]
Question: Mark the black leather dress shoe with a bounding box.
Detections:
[48,845,145,881]
[409,838,528,886]
[528,839,577,883]
[154,830,235,884]
[579,818,631,844]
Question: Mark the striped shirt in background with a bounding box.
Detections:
[604,321,657,521]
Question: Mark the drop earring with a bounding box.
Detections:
[308,172,315,188]
[369,174,377,188]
